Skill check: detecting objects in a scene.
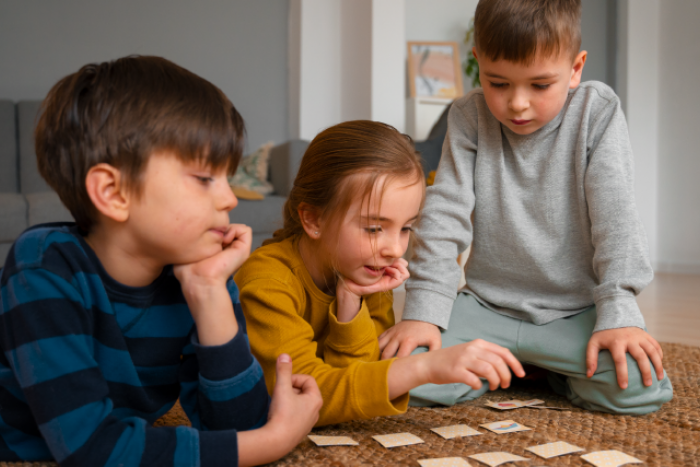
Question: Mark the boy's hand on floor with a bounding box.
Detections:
[424,339,526,391]
[237,354,322,466]
[379,320,442,360]
[267,354,322,450]
[586,327,665,389]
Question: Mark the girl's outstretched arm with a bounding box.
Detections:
[387,339,525,399]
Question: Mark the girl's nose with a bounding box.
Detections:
[381,233,405,259]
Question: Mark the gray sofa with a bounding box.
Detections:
[0,99,309,264]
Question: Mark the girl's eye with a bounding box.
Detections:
[533,84,551,90]
[402,226,413,233]
[365,226,382,234]
[489,82,507,88]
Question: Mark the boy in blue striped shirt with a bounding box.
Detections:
[0,56,322,466]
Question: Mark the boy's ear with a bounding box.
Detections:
[569,50,588,89]
[85,163,130,223]
[298,203,322,240]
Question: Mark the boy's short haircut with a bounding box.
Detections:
[35,55,246,233]
[474,0,581,64]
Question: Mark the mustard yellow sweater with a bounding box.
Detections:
[235,236,409,426]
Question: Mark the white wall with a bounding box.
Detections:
[288,0,406,140]
[405,0,478,94]
[656,1,700,273]
[580,0,615,85]
[619,0,661,267]
[289,0,342,140]
[619,0,700,274]
[0,0,288,152]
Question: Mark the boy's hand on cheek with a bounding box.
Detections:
[174,224,252,290]
[586,327,665,389]
[173,224,251,346]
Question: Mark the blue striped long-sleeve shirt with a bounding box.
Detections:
[0,223,270,466]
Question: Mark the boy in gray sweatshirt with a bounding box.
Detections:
[379,0,672,414]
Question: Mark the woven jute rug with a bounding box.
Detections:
[3,342,698,467]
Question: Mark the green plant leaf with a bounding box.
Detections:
[462,17,480,88]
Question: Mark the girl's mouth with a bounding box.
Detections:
[364,265,386,277]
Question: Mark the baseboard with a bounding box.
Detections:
[653,260,700,275]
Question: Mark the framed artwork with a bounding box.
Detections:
[407,41,464,99]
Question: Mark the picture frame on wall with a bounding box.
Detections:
[407,41,464,99]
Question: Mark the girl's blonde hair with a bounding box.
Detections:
[264,120,425,246]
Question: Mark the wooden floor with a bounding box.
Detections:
[394,272,700,347]
[637,272,700,347]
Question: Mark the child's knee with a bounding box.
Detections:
[566,354,673,415]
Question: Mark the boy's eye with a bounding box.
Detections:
[533,84,551,90]
[196,176,214,184]
[489,82,507,88]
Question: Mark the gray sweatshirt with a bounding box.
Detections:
[404,81,652,333]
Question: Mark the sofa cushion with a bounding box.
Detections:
[0,100,18,193]
[229,142,275,195]
[26,192,73,226]
[0,193,28,242]
[18,100,52,194]
[229,195,285,235]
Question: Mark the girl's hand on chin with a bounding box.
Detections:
[339,257,410,297]
[335,258,409,322]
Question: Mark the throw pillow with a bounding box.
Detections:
[229,141,275,197]
[231,186,264,201]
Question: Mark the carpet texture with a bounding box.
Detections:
[2,342,698,467]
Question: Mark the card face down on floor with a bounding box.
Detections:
[526,441,584,458]
[417,457,473,467]
[467,452,530,467]
[430,424,483,439]
[479,420,532,434]
[307,435,359,446]
[581,450,643,467]
[372,432,424,448]
[485,399,544,410]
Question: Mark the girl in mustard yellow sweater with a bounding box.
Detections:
[235,121,524,426]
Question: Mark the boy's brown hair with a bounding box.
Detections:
[474,0,581,64]
[35,55,245,233]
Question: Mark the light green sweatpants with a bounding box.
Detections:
[409,293,673,415]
